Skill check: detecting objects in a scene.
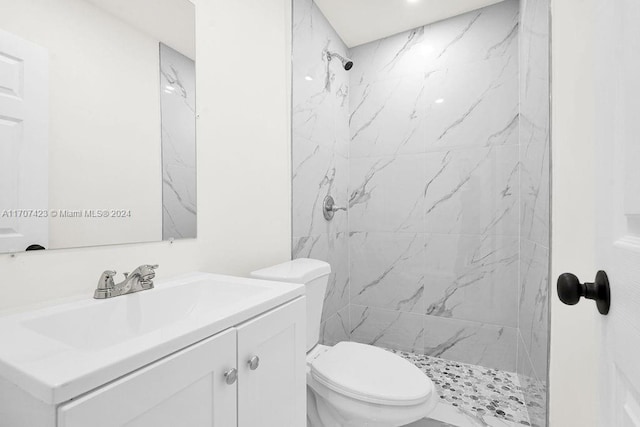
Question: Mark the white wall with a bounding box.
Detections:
[550,0,600,425]
[0,0,292,311]
[0,0,163,248]
[85,0,196,59]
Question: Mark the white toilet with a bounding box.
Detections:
[251,258,437,427]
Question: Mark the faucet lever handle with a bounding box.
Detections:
[96,270,117,291]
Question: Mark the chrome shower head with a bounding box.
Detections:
[327,51,354,71]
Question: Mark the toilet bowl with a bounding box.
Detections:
[306,342,436,427]
[251,259,437,427]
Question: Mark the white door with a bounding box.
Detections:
[57,329,238,427]
[592,0,640,425]
[0,28,48,252]
[236,298,306,427]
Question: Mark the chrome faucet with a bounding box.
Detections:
[94,265,159,299]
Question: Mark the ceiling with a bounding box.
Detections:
[314,0,506,47]
[85,0,195,58]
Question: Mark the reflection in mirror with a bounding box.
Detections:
[0,0,196,254]
[160,43,196,240]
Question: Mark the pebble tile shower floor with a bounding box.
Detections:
[389,350,544,427]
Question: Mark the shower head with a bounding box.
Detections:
[327,51,354,71]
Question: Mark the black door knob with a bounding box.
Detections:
[557,271,610,315]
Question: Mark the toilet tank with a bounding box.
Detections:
[251,259,331,351]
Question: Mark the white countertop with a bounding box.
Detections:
[0,272,304,405]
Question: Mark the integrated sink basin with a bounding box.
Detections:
[23,278,273,351]
[0,272,304,405]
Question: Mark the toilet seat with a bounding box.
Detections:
[309,342,434,407]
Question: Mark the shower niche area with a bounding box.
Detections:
[292,0,550,425]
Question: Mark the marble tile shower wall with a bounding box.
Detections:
[160,43,197,240]
[291,0,351,345]
[347,0,521,372]
[517,0,550,425]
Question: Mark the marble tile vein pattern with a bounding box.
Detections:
[293,139,347,238]
[350,232,425,313]
[292,0,350,158]
[424,234,519,327]
[516,0,550,425]
[160,43,196,240]
[347,0,522,373]
[349,154,425,233]
[348,305,517,371]
[292,0,549,397]
[423,146,519,236]
[292,0,351,345]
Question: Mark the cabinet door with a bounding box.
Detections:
[237,297,306,427]
[58,329,237,427]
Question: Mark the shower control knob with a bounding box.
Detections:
[323,196,345,221]
[224,368,238,385]
[248,355,260,371]
[557,271,611,315]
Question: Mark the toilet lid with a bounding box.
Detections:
[310,342,433,406]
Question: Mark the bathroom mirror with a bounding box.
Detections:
[0,0,196,254]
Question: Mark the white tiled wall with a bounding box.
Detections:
[291,0,351,341]
[517,0,550,424]
[347,0,521,371]
[292,0,549,392]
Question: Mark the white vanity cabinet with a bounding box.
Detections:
[55,299,306,427]
[58,328,238,427]
[0,274,306,427]
[237,297,306,427]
